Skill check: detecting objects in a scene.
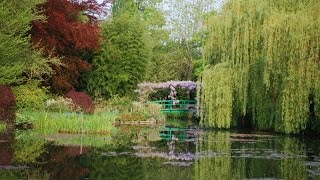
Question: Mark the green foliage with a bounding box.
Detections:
[145,41,194,82]
[85,12,150,98]
[0,122,6,132]
[199,0,320,133]
[96,96,133,113]
[0,0,50,85]
[200,63,233,128]
[13,82,48,111]
[15,112,34,126]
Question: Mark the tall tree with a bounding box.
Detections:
[199,0,320,134]
[144,0,218,82]
[31,0,109,94]
[0,0,49,85]
[85,8,150,98]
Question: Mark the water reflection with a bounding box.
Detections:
[0,128,14,166]
[0,124,320,179]
[195,132,232,179]
[194,132,313,179]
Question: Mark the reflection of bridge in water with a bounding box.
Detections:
[159,126,201,141]
[126,126,202,162]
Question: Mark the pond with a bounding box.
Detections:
[1,119,320,179]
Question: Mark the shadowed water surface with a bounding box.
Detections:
[1,122,320,179]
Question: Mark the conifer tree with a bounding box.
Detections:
[85,3,150,98]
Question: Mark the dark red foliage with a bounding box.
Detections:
[0,85,16,124]
[65,90,94,113]
[32,0,104,54]
[31,0,112,94]
[51,56,92,94]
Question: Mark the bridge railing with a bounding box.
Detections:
[152,100,196,112]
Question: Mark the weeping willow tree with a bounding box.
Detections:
[199,0,320,133]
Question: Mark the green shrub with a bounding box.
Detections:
[0,122,6,132]
[15,112,34,126]
[13,81,48,111]
[96,96,133,113]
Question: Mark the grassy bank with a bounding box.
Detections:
[21,111,117,134]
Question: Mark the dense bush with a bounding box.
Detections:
[95,96,132,113]
[65,90,95,113]
[0,85,16,123]
[13,82,48,111]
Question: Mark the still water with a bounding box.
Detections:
[1,120,320,180]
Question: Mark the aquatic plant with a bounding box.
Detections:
[0,85,16,124]
[199,0,320,133]
[65,90,95,113]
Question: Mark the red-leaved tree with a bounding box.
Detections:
[65,90,95,113]
[31,0,111,94]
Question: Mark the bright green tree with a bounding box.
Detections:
[199,0,320,134]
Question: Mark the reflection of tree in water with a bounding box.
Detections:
[13,131,48,164]
[80,150,144,180]
[281,137,307,180]
[0,128,14,166]
[194,132,309,179]
[42,146,90,180]
[194,131,232,179]
[0,130,50,179]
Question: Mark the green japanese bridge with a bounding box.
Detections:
[152,100,197,113]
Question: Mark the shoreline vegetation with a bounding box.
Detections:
[0,0,319,136]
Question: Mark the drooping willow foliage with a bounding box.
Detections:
[199,0,320,133]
